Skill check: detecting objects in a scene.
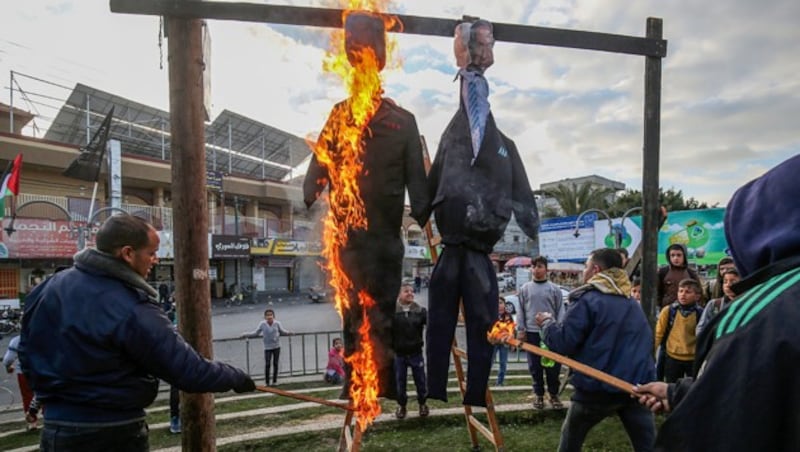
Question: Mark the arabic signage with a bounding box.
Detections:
[211,235,251,259]
[271,239,322,256]
[0,219,81,259]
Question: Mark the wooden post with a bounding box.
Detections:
[167,11,216,451]
[642,17,663,324]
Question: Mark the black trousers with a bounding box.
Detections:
[338,232,404,400]
[426,245,497,407]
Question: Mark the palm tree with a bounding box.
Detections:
[539,183,616,217]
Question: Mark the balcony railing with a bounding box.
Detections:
[11,193,311,239]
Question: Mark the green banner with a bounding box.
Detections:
[657,208,729,266]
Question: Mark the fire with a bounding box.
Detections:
[487,319,516,345]
[345,291,381,430]
[311,0,401,430]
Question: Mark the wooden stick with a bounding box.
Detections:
[502,337,637,396]
[255,385,354,411]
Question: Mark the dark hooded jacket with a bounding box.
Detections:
[427,104,539,253]
[657,243,700,307]
[19,248,250,426]
[655,154,800,452]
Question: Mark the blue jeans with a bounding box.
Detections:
[492,345,508,385]
[394,353,427,407]
[40,420,149,452]
[526,332,561,396]
[559,399,655,452]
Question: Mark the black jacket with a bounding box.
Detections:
[393,302,427,356]
[428,105,538,253]
[303,97,430,231]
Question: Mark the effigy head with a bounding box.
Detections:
[345,12,387,71]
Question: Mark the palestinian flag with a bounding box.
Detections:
[0,153,23,218]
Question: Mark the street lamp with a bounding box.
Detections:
[573,208,616,247]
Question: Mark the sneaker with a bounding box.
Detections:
[533,395,545,410]
[549,394,564,409]
[419,404,429,417]
[169,416,182,434]
[395,405,407,419]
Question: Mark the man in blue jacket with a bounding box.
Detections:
[19,214,255,451]
[536,248,655,452]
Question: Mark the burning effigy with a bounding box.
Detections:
[425,19,540,407]
[302,3,429,430]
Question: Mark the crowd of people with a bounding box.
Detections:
[4,11,798,451]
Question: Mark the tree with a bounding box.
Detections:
[538,183,616,217]
[607,187,715,217]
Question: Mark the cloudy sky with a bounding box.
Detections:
[1,0,798,206]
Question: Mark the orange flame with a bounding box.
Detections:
[345,291,381,430]
[487,319,516,345]
[312,0,400,430]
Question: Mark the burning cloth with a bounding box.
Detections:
[303,14,430,401]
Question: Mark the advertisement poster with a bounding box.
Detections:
[593,216,643,257]
[657,208,728,266]
[538,214,596,263]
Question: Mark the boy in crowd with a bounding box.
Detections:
[654,279,703,382]
[516,256,565,409]
[242,309,294,386]
[393,283,429,419]
[657,244,702,307]
[696,268,740,336]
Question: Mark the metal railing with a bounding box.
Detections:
[210,326,526,381]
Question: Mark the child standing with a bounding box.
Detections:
[493,298,513,386]
[654,279,703,382]
[242,309,294,385]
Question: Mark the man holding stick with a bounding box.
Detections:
[635,154,800,451]
[535,248,655,452]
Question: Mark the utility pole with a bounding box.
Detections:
[167,11,217,451]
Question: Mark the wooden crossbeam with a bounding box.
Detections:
[110,0,666,57]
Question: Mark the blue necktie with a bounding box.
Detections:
[467,78,484,156]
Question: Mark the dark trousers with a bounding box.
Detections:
[394,352,427,407]
[526,331,562,396]
[559,399,655,452]
[169,385,179,418]
[426,245,497,407]
[40,420,149,452]
[338,233,404,400]
[264,348,281,384]
[663,356,693,383]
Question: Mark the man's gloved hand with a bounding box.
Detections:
[234,376,256,393]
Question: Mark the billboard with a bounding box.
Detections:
[538,214,597,263]
[657,208,728,266]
